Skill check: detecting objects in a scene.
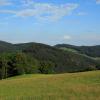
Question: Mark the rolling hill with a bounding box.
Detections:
[0,41,15,53]
[0,41,100,79]
[55,44,100,57]
[0,71,100,100]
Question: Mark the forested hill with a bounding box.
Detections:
[0,41,100,79]
[55,44,100,57]
[0,41,15,52]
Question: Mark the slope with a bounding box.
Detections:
[55,44,100,57]
[0,71,100,100]
[0,41,99,80]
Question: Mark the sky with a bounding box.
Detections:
[0,0,100,46]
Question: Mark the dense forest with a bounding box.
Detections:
[0,41,100,79]
[55,44,100,57]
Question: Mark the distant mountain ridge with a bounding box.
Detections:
[55,44,100,57]
[0,40,15,52]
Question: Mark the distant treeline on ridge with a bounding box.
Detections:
[0,41,100,79]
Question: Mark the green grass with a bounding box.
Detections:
[60,47,78,53]
[0,71,100,100]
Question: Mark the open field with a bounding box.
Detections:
[0,71,100,100]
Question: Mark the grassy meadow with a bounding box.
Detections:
[0,71,100,100]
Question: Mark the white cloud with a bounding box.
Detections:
[96,0,100,4]
[0,10,16,14]
[21,0,34,7]
[63,35,71,40]
[0,2,79,21]
[18,3,78,21]
[0,0,12,6]
[77,12,87,16]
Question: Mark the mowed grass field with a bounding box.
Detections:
[0,71,100,100]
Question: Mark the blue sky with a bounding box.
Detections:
[0,0,100,45]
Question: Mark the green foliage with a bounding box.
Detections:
[38,61,55,74]
[0,56,8,79]
[0,41,99,79]
[55,44,100,57]
[0,52,39,79]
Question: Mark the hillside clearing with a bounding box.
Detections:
[0,71,100,100]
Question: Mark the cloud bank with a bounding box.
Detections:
[63,35,71,40]
[0,0,12,6]
[0,1,78,21]
[96,0,100,4]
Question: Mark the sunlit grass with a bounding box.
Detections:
[0,71,100,100]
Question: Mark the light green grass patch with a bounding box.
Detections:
[0,71,100,100]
